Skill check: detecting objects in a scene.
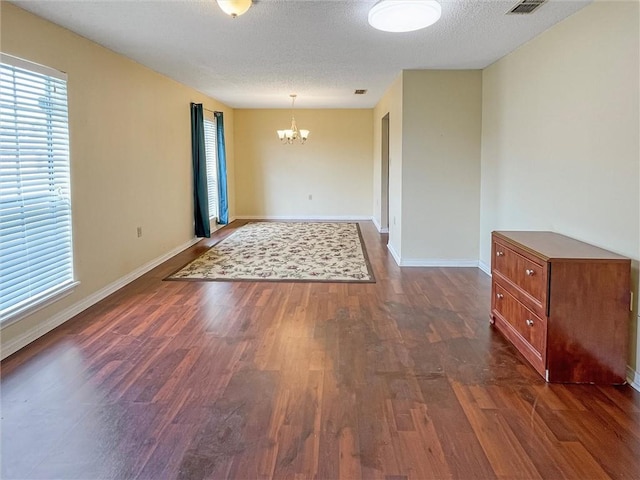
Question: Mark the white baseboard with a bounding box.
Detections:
[398,258,480,268]
[234,215,373,221]
[387,243,401,266]
[386,244,478,268]
[478,260,492,276]
[1,237,201,360]
[627,365,640,392]
[371,217,389,234]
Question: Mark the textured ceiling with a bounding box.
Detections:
[11,0,591,108]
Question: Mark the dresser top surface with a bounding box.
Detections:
[493,231,630,262]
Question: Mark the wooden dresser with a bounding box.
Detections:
[490,231,631,384]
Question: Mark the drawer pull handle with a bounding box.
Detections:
[525,269,535,276]
[496,251,504,257]
[526,319,534,327]
[496,293,504,299]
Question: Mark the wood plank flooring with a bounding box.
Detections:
[2,220,640,479]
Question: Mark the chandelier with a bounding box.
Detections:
[216,0,252,18]
[277,94,310,144]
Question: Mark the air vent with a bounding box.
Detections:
[507,0,546,14]
[354,89,367,95]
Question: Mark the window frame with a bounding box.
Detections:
[203,111,219,223]
[0,53,78,327]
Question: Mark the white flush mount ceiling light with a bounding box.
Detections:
[216,0,252,18]
[277,94,310,145]
[368,0,442,33]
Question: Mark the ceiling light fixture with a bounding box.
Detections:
[277,94,310,145]
[216,0,252,18]
[368,0,442,33]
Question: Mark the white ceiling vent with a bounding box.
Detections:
[507,0,547,15]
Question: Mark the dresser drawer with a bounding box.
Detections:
[493,282,547,358]
[493,240,546,305]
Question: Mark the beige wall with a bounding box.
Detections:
[480,0,640,372]
[373,74,403,256]
[1,3,234,355]
[401,70,482,263]
[234,109,373,219]
[372,71,482,264]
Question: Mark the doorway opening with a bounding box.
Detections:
[380,113,390,232]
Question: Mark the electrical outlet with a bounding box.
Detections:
[137,227,142,238]
[308,194,312,200]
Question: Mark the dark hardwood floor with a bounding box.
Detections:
[2,221,640,479]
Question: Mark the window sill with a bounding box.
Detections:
[0,280,80,329]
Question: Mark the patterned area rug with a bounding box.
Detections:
[167,222,375,283]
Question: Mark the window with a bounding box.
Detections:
[0,54,76,325]
[203,111,218,221]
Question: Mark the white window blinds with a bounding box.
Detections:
[203,111,218,221]
[0,54,76,324]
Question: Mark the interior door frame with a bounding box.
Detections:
[381,113,390,232]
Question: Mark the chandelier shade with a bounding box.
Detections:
[368,0,442,33]
[277,95,310,144]
[216,0,252,18]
